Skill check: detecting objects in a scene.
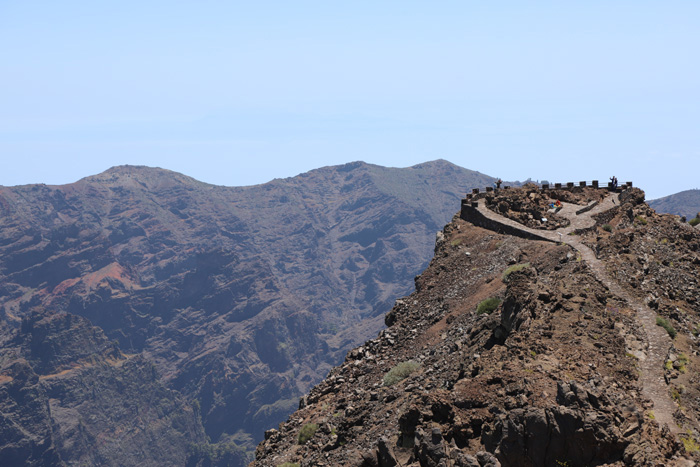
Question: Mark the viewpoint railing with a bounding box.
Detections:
[464,180,632,206]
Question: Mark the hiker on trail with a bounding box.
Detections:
[496,179,502,189]
[610,176,618,189]
[555,200,562,208]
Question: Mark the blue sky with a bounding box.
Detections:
[1,1,698,199]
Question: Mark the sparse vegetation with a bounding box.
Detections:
[678,353,689,373]
[297,423,319,445]
[476,297,502,315]
[682,432,700,453]
[602,224,612,232]
[383,361,420,386]
[647,411,655,419]
[634,215,648,225]
[689,217,700,227]
[656,316,677,339]
[671,387,681,403]
[451,239,462,247]
[278,463,301,467]
[502,263,530,282]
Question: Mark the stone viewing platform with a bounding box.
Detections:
[462,180,633,214]
[459,180,635,238]
[465,179,632,202]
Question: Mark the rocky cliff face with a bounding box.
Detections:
[0,312,205,466]
[0,160,492,464]
[255,184,700,466]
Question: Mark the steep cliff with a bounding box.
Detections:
[0,312,205,466]
[255,184,700,466]
[0,160,493,463]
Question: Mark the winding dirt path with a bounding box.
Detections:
[473,194,680,435]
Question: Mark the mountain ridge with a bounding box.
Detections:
[0,160,494,465]
[648,189,700,220]
[255,183,700,466]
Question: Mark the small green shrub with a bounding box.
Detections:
[677,353,689,373]
[682,436,700,453]
[671,387,681,402]
[502,262,531,282]
[476,297,501,315]
[297,423,318,445]
[681,429,700,453]
[278,464,300,467]
[602,224,612,232]
[383,361,420,386]
[688,217,700,226]
[634,215,647,225]
[656,316,677,339]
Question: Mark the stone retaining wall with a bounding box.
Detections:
[459,200,555,243]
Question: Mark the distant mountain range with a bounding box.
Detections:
[0,160,494,465]
[648,189,700,220]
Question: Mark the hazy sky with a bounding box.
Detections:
[1,1,698,199]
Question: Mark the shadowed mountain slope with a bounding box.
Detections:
[648,189,700,220]
[0,160,493,464]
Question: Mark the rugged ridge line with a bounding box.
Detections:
[255,183,700,467]
[0,160,494,465]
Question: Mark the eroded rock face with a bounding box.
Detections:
[254,186,699,467]
[0,312,205,466]
[0,160,493,463]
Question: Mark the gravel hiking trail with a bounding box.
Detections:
[474,193,681,435]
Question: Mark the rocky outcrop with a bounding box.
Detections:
[255,185,699,466]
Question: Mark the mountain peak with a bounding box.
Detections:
[80,165,210,189]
